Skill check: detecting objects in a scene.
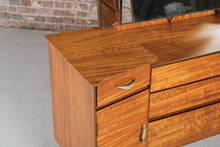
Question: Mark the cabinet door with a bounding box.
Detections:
[97,90,149,147]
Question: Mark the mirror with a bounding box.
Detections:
[97,0,220,28]
[132,0,220,22]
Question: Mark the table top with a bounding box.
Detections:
[46,13,220,86]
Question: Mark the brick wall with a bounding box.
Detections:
[0,0,132,31]
[0,0,99,31]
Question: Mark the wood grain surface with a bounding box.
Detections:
[97,0,122,28]
[101,0,118,11]
[48,42,96,147]
[99,0,118,28]
[46,13,220,86]
[148,103,220,147]
[150,76,220,121]
[97,90,149,147]
[97,64,150,108]
[151,53,220,92]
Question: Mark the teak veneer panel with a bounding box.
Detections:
[150,76,220,121]
[101,0,118,11]
[97,64,150,108]
[99,1,118,28]
[46,14,220,86]
[151,53,220,92]
[148,103,220,147]
[97,0,121,28]
[97,90,149,147]
[48,42,96,147]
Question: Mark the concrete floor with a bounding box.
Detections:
[0,27,219,147]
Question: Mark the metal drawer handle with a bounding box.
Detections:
[115,78,136,90]
[139,123,146,143]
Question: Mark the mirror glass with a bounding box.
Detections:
[131,0,220,22]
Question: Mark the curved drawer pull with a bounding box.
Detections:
[139,123,146,143]
[115,78,136,90]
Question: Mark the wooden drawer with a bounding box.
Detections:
[151,53,220,92]
[97,90,149,147]
[148,102,220,147]
[97,65,150,108]
[149,76,220,121]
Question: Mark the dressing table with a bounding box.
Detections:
[46,0,220,146]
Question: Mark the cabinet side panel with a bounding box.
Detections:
[48,42,96,147]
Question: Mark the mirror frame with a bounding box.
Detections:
[97,0,122,29]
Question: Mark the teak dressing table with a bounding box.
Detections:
[46,1,220,146]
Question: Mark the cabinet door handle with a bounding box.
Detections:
[139,123,146,143]
[115,78,136,90]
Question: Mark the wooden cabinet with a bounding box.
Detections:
[46,12,220,147]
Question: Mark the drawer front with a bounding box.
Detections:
[149,76,220,121]
[97,64,150,108]
[151,53,220,92]
[97,90,149,147]
[148,103,220,147]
